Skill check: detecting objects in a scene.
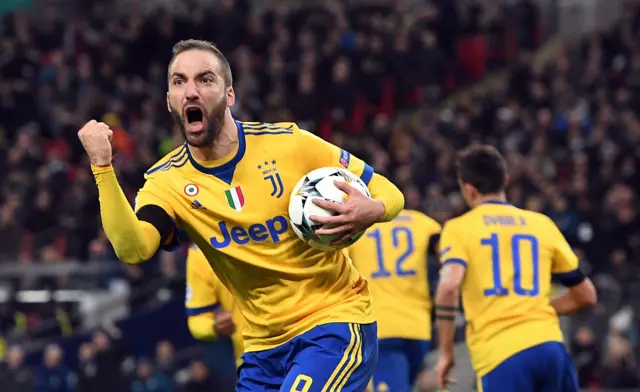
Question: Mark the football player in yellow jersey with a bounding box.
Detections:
[434,145,597,392]
[349,210,440,392]
[185,245,244,366]
[78,39,405,392]
[186,245,243,391]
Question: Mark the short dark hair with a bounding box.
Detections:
[168,39,233,87]
[456,144,508,194]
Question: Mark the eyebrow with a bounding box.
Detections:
[170,71,217,80]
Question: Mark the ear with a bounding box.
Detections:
[166,93,171,113]
[463,183,477,199]
[504,174,510,187]
[226,86,235,107]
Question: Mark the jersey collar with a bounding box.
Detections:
[480,200,511,205]
[186,120,246,185]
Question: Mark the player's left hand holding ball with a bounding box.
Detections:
[310,180,385,244]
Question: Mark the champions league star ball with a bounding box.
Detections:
[288,167,372,251]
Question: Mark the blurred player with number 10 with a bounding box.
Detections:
[78,39,405,391]
[435,145,597,392]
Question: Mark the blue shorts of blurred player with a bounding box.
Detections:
[478,341,579,392]
[237,322,378,392]
[372,338,430,392]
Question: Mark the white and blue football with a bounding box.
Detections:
[288,167,371,251]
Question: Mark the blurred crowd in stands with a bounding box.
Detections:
[0,325,222,392]
[1,0,639,390]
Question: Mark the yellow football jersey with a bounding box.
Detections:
[349,210,440,341]
[135,121,374,352]
[186,245,244,365]
[439,200,580,376]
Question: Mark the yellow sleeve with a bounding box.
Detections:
[547,219,584,287]
[188,314,217,341]
[438,221,469,268]
[134,174,176,217]
[134,174,181,250]
[92,165,161,264]
[367,174,405,221]
[295,128,404,221]
[186,247,218,341]
[186,247,219,313]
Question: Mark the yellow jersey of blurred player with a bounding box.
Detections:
[186,245,243,391]
[85,39,405,392]
[434,145,597,392]
[349,210,440,392]
[185,245,244,366]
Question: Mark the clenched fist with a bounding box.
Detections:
[78,120,114,166]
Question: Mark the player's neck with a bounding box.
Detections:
[472,193,508,208]
[190,111,239,161]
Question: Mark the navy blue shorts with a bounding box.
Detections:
[373,338,430,392]
[478,341,579,392]
[237,322,378,392]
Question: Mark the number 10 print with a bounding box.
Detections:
[481,233,540,297]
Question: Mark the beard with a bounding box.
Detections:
[172,95,228,148]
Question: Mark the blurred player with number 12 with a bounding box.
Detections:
[349,210,441,392]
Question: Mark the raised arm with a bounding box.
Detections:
[92,166,162,263]
[79,120,170,264]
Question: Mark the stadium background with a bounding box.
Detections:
[0,0,639,391]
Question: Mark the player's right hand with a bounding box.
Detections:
[435,355,457,391]
[77,120,114,166]
[213,310,236,336]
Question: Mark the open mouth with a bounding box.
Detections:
[185,106,205,133]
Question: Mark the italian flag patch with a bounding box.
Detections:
[225,186,245,211]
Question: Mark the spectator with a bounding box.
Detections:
[36,344,74,392]
[571,326,600,388]
[130,359,173,392]
[75,343,98,392]
[0,345,35,392]
[91,329,128,392]
[184,360,215,392]
[154,341,176,382]
[0,195,22,259]
[599,330,639,388]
